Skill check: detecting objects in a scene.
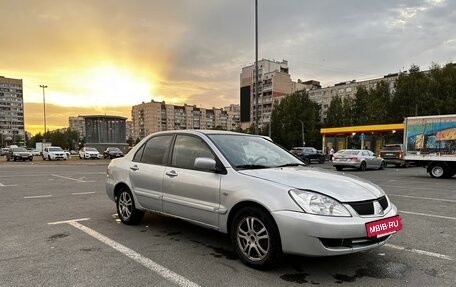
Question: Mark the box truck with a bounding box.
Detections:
[404,114,456,178]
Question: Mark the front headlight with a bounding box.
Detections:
[289,189,351,217]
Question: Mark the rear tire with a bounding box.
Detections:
[359,161,367,171]
[116,187,144,225]
[231,206,282,269]
[303,157,310,165]
[428,163,448,178]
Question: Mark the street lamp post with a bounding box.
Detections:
[298,119,305,147]
[40,85,48,134]
[254,0,259,135]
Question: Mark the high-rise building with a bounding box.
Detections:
[240,59,319,130]
[69,116,86,139]
[0,76,24,146]
[131,100,240,140]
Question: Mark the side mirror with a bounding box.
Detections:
[194,157,217,172]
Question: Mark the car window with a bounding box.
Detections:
[362,151,370,156]
[139,135,173,165]
[209,134,301,168]
[171,135,215,170]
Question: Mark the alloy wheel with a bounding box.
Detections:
[118,191,132,220]
[236,216,270,262]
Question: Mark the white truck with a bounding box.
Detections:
[36,142,52,154]
[404,114,456,178]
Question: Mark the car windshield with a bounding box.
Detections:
[208,134,303,169]
[108,148,121,152]
[13,147,28,152]
[86,148,98,152]
[49,147,63,152]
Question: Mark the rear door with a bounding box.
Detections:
[162,134,221,228]
[128,135,173,211]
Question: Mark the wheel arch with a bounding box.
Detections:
[227,201,280,239]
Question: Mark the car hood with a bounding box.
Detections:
[238,167,384,202]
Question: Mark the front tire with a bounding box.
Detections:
[116,187,144,225]
[335,166,343,171]
[379,161,386,170]
[231,206,282,269]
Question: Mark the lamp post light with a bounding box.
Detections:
[40,85,48,134]
[298,119,305,147]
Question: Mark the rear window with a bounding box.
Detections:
[381,145,402,151]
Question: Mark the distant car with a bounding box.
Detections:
[103,147,124,159]
[30,149,41,156]
[1,147,9,156]
[379,144,409,167]
[333,149,386,171]
[79,147,102,159]
[290,147,325,164]
[42,146,68,161]
[63,150,71,157]
[6,147,33,161]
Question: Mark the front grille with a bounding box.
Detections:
[348,196,389,216]
[320,235,390,248]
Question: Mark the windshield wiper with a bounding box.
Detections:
[235,164,269,170]
[276,163,306,168]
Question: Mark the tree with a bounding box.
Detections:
[271,90,321,149]
[326,96,344,127]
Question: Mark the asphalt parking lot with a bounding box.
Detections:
[1,158,455,286]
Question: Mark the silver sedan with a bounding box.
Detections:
[106,131,401,269]
[333,149,386,171]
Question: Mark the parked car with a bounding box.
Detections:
[379,144,409,167]
[30,149,41,156]
[1,147,10,156]
[42,146,68,161]
[63,150,71,157]
[290,147,325,164]
[79,147,102,159]
[106,130,401,269]
[103,147,124,159]
[333,149,386,171]
[6,147,33,161]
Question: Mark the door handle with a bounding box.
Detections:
[130,165,139,171]
[165,170,178,177]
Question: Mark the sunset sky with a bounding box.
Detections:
[1,0,455,135]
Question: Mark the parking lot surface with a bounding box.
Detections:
[1,159,455,286]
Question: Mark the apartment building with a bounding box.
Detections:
[69,116,86,139]
[308,73,399,122]
[131,100,240,140]
[240,59,319,130]
[0,76,24,145]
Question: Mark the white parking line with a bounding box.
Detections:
[399,210,456,220]
[385,244,453,261]
[72,192,96,195]
[24,195,52,199]
[389,194,456,203]
[0,182,18,187]
[48,219,201,287]
[51,174,95,183]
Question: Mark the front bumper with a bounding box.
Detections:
[84,154,102,159]
[272,204,398,256]
[49,154,67,160]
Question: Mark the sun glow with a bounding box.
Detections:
[63,65,156,107]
